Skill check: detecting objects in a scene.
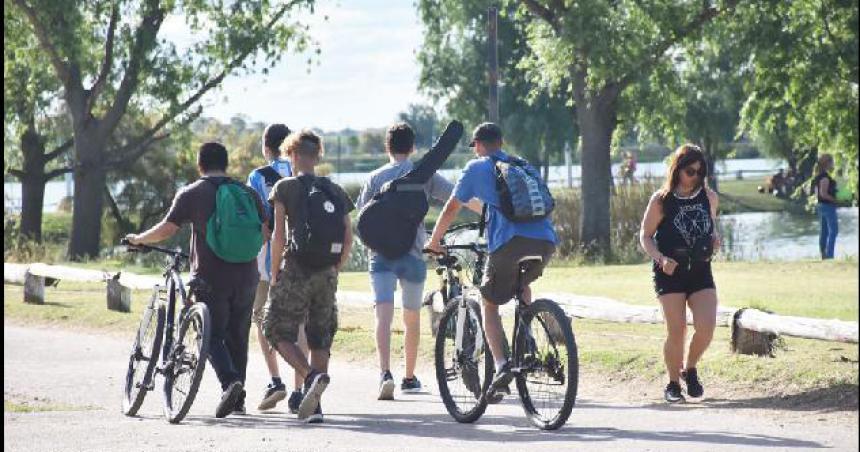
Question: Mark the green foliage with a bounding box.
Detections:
[737,0,859,193]
[416,1,576,166]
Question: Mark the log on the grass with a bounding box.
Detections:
[548,293,737,326]
[27,263,110,283]
[4,263,29,285]
[733,307,858,346]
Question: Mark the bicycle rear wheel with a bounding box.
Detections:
[435,294,493,423]
[162,303,210,423]
[514,299,578,430]
[122,294,165,416]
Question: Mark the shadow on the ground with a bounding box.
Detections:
[177,408,826,448]
[698,383,859,413]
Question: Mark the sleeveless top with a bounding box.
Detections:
[654,188,714,257]
[811,172,837,205]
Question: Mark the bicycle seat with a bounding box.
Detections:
[517,256,543,272]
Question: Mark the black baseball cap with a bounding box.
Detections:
[264,123,291,149]
[468,122,503,147]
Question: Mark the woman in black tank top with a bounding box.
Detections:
[639,144,720,403]
[812,153,839,259]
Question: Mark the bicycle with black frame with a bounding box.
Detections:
[425,226,578,430]
[120,239,211,424]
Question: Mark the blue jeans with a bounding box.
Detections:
[818,203,839,259]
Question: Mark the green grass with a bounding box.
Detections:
[342,260,859,320]
[4,259,857,408]
[4,397,95,413]
[717,178,805,214]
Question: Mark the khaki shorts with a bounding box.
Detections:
[480,236,555,305]
[252,280,269,325]
[263,259,338,350]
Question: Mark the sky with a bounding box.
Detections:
[163,0,432,132]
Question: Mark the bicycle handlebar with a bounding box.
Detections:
[121,238,189,259]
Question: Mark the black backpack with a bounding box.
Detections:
[257,165,283,230]
[357,121,464,259]
[288,175,347,270]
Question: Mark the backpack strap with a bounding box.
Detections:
[256,165,282,187]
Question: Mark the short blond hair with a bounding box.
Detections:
[281,129,324,159]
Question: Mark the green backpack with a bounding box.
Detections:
[204,178,263,263]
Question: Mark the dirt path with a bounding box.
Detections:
[4,324,857,451]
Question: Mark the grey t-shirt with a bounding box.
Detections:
[357,159,454,257]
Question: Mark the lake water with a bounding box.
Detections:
[719,208,858,261]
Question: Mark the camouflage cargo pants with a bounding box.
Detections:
[263,259,339,350]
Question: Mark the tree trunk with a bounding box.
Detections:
[703,138,719,192]
[68,131,106,260]
[576,88,619,259]
[18,124,47,242]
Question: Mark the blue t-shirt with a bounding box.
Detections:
[247,158,292,280]
[453,150,557,253]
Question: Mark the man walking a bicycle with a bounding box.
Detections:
[426,123,558,399]
[125,142,267,419]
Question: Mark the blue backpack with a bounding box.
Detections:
[489,155,555,222]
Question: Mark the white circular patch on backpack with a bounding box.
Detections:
[323,200,335,213]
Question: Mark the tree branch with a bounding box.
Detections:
[106,0,304,165]
[8,169,26,180]
[87,3,120,113]
[11,0,71,86]
[45,138,74,162]
[100,0,166,136]
[617,0,739,90]
[520,0,562,33]
[44,167,74,181]
[105,105,202,169]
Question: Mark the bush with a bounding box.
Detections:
[552,181,659,264]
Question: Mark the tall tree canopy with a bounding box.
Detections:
[419,0,738,257]
[8,0,318,258]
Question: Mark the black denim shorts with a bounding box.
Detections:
[652,260,715,297]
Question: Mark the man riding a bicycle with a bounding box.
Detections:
[125,142,267,418]
[426,123,558,398]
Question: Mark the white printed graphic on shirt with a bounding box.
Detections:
[672,203,711,247]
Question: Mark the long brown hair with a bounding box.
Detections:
[659,144,708,202]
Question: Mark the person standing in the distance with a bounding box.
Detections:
[246,124,310,414]
[812,154,839,259]
[639,144,721,403]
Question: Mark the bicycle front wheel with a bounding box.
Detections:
[162,302,210,423]
[514,299,578,430]
[122,297,165,416]
[435,295,493,423]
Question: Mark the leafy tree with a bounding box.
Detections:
[3,4,73,242]
[515,0,740,256]
[358,129,386,154]
[738,0,858,193]
[417,1,576,176]
[397,103,440,150]
[9,0,318,258]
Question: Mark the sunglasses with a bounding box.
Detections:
[682,166,706,178]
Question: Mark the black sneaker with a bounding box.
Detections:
[216,381,244,418]
[233,389,247,415]
[306,401,323,424]
[401,376,423,394]
[287,390,302,414]
[297,371,330,420]
[379,370,395,400]
[664,381,685,403]
[257,383,287,411]
[681,368,704,398]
